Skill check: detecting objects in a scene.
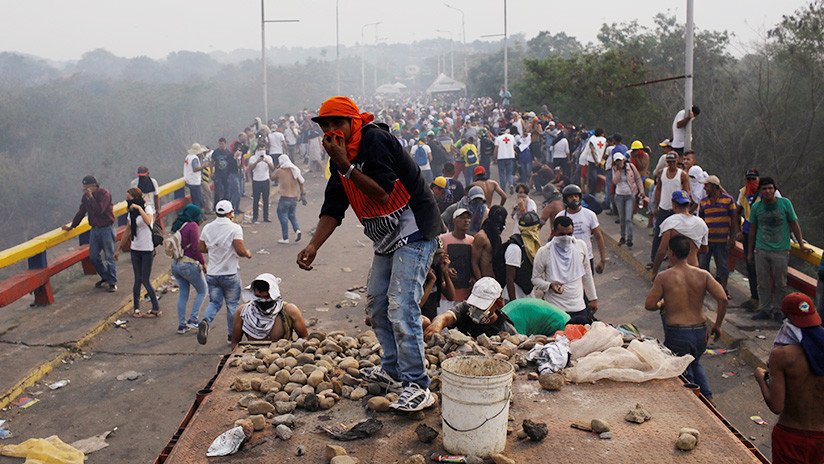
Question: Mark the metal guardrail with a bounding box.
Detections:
[0,178,188,307]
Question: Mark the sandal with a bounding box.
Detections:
[144,310,162,318]
[132,310,142,318]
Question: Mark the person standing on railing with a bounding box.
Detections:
[184,143,205,210]
[114,188,160,318]
[62,175,117,292]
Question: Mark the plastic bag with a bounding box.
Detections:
[206,426,246,457]
[554,324,588,342]
[526,336,571,375]
[1,435,84,464]
[567,339,695,383]
[568,321,623,360]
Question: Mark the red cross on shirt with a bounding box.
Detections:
[596,140,604,149]
[502,136,511,144]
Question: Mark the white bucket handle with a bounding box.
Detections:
[442,390,512,433]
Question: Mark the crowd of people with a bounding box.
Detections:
[58,92,824,458]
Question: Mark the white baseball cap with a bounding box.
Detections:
[453,207,471,220]
[466,277,503,311]
[215,200,234,214]
[613,152,626,162]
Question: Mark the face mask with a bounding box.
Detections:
[554,235,574,248]
[254,298,278,314]
[468,305,493,324]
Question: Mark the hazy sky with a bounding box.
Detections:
[1,0,807,61]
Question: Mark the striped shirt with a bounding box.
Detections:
[699,193,736,243]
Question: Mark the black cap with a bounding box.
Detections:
[82,175,98,186]
[518,212,540,228]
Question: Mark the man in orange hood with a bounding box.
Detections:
[297,97,442,412]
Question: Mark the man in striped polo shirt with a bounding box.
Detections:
[698,175,737,291]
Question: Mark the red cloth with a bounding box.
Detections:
[772,423,824,464]
[316,96,374,162]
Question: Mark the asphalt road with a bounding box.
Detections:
[0,169,776,462]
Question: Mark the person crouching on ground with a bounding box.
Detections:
[231,273,308,350]
[424,277,518,339]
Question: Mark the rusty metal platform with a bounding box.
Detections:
[158,344,768,463]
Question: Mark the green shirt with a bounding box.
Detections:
[749,197,798,251]
[502,298,570,336]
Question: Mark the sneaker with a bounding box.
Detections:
[618,238,626,246]
[295,230,302,242]
[751,311,771,321]
[177,326,190,334]
[359,366,403,394]
[227,335,232,345]
[94,279,107,288]
[107,283,118,293]
[197,321,209,345]
[390,383,436,412]
[277,238,290,244]
[627,240,633,248]
[186,321,199,330]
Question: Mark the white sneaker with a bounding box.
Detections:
[390,383,436,412]
[295,230,302,242]
[277,238,290,244]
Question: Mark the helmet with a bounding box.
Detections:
[630,140,644,150]
[562,184,582,199]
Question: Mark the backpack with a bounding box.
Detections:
[151,222,164,248]
[163,230,185,259]
[494,234,534,294]
[465,147,478,165]
[414,145,428,165]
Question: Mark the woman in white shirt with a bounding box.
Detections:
[115,187,160,317]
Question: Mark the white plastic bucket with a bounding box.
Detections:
[440,355,514,457]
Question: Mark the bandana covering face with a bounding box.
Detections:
[547,235,585,284]
[316,96,375,162]
[518,224,541,264]
[745,179,759,196]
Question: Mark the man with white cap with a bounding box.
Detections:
[184,143,206,209]
[230,273,309,350]
[423,277,517,339]
[197,200,252,345]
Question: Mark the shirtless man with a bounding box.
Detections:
[645,235,727,399]
[651,190,708,279]
[471,205,508,280]
[272,154,306,244]
[470,166,507,206]
[231,273,309,350]
[755,293,824,463]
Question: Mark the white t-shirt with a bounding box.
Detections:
[200,217,244,276]
[579,136,607,166]
[604,146,615,170]
[129,177,161,209]
[659,213,709,248]
[412,144,432,171]
[130,205,155,252]
[552,137,569,159]
[184,154,202,186]
[494,133,517,160]
[284,126,298,145]
[671,109,686,149]
[504,243,534,300]
[268,132,286,155]
[249,151,273,182]
[554,207,600,259]
[533,238,596,313]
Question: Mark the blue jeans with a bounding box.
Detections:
[367,238,437,388]
[651,208,675,262]
[699,242,730,277]
[187,183,202,210]
[664,324,712,399]
[228,173,242,211]
[587,162,599,193]
[497,158,515,192]
[89,225,117,285]
[463,166,474,186]
[614,194,635,241]
[421,168,433,185]
[277,197,300,240]
[213,176,229,207]
[202,273,241,335]
[172,260,206,329]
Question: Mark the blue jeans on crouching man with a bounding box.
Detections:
[202,273,241,336]
[367,238,437,388]
[664,323,712,399]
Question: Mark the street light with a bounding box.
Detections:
[684,0,694,150]
[361,21,380,96]
[443,3,467,85]
[260,0,298,122]
[336,0,340,95]
[480,0,508,101]
[435,29,454,79]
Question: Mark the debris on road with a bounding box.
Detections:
[69,428,115,454]
[115,371,143,381]
[750,416,768,425]
[343,291,361,300]
[10,397,38,409]
[415,423,438,443]
[0,436,84,463]
[625,403,652,423]
[206,426,247,457]
[48,380,70,390]
[522,419,548,441]
[676,428,700,451]
[319,418,382,441]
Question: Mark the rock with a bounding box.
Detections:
[303,364,318,375]
[304,393,321,412]
[229,356,242,367]
[364,383,381,396]
[519,340,537,351]
[296,353,315,365]
[256,348,272,359]
[625,403,652,424]
[317,381,333,393]
[496,340,518,357]
[230,377,252,391]
[339,336,359,349]
[346,367,361,377]
[263,354,279,366]
[319,396,335,409]
[341,385,354,399]
[275,370,292,386]
[590,419,611,434]
[446,328,471,345]
[238,393,258,408]
[527,372,539,380]
[260,378,282,394]
[300,385,315,395]
[350,387,368,401]
[255,365,267,373]
[522,419,548,441]
[270,391,290,403]
[282,357,298,369]
[275,424,293,440]
[676,432,698,451]
[272,413,296,427]
[493,353,510,361]
[249,414,266,431]
[234,419,255,438]
[366,396,391,412]
[491,453,516,464]
[338,357,359,371]
[330,457,357,464]
[404,455,426,464]
[466,456,484,464]
[341,373,360,387]
[599,431,613,439]
[386,392,399,403]
[308,369,325,387]
[294,445,306,456]
[242,358,264,371]
[415,424,438,443]
[275,401,297,414]
[289,371,308,385]
[308,331,327,342]
[283,382,303,394]
[516,430,528,439]
[324,341,344,353]
[286,348,302,358]
[476,333,494,349]
[326,444,348,461]
[247,399,275,415]
[538,373,564,391]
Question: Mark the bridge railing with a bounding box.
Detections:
[0,178,189,308]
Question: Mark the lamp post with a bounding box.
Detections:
[435,29,454,79]
[480,0,508,100]
[260,0,298,122]
[335,0,340,95]
[443,3,467,86]
[684,0,694,150]
[361,21,380,96]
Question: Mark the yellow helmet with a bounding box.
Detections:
[630,140,644,150]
